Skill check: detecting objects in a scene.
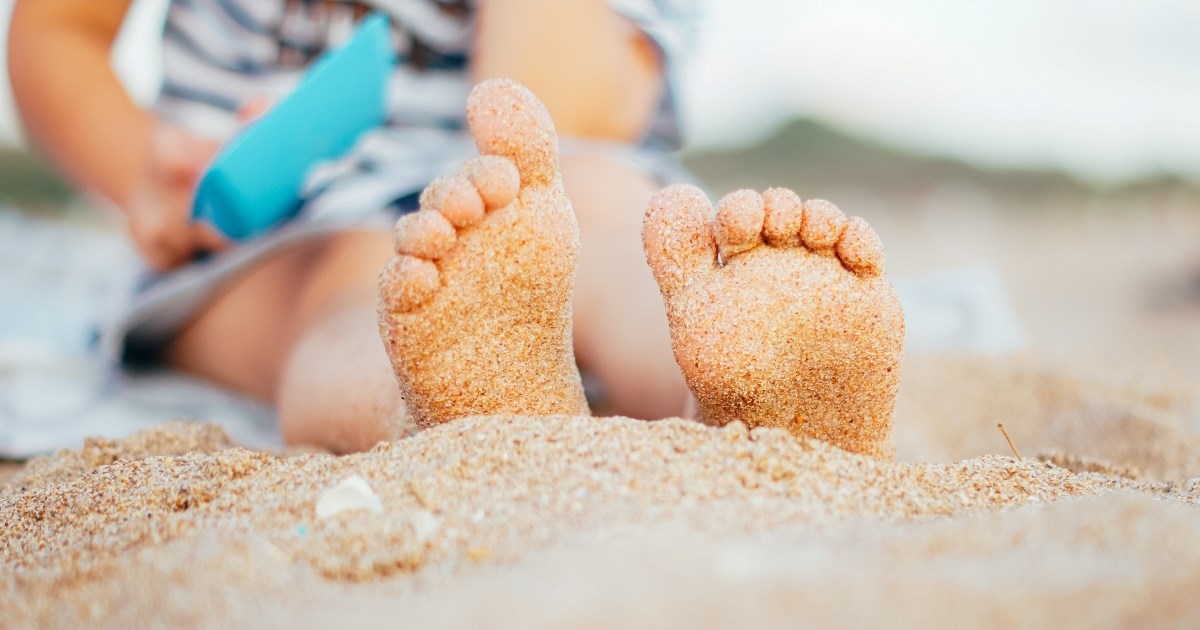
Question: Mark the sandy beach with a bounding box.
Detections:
[1,400,1198,628]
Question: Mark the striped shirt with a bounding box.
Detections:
[157,0,697,219]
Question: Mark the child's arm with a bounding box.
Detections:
[9,0,224,270]
[473,0,664,142]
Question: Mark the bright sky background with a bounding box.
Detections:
[1,0,1198,183]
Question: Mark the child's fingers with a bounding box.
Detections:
[190,138,221,179]
[142,223,193,271]
[237,97,272,124]
[128,121,223,270]
[126,192,194,271]
[150,123,220,183]
[174,137,220,184]
[193,222,229,253]
[137,232,191,271]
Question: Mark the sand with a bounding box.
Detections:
[1,409,1198,628]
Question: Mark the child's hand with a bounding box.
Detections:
[125,122,227,271]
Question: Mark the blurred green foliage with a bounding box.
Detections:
[0,148,73,211]
[683,118,1195,203]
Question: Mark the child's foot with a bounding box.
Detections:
[377,79,588,427]
[643,185,905,459]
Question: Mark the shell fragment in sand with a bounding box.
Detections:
[316,475,384,519]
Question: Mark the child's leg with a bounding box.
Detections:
[560,154,690,419]
[166,243,319,401]
[266,151,693,450]
[250,152,689,451]
[166,232,405,454]
[274,231,410,452]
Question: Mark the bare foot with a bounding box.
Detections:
[377,79,588,427]
[643,185,905,459]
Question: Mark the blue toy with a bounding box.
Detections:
[192,13,395,240]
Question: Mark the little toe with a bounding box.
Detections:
[393,210,456,260]
[379,255,439,313]
[835,216,885,277]
[467,79,559,188]
[462,155,521,210]
[419,176,485,228]
[800,199,848,252]
[762,188,804,247]
[715,189,765,261]
[643,184,718,298]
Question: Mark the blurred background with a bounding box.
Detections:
[3,1,1200,179]
[1,0,1198,469]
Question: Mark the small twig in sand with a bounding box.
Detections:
[996,422,1023,460]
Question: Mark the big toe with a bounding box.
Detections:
[643,184,718,298]
[467,79,559,188]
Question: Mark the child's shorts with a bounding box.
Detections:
[101,130,701,366]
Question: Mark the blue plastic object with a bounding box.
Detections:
[192,13,395,240]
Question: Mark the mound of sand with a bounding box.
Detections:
[3,409,1198,628]
[894,355,1200,481]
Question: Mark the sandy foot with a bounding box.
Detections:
[377,79,588,427]
[643,185,905,459]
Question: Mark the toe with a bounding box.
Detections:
[643,184,717,298]
[762,188,804,247]
[393,210,456,260]
[419,176,485,228]
[715,189,765,261]
[461,155,520,210]
[379,255,439,313]
[467,79,559,188]
[799,199,847,252]
[835,216,885,277]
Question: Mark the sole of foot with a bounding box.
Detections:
[643,185,905,459]
[377,79,588,427]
